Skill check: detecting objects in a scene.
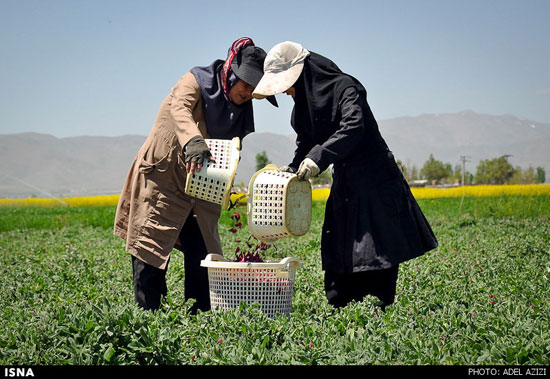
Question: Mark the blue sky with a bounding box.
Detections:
[1,0,549,138]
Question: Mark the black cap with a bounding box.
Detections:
[231,46,278,107]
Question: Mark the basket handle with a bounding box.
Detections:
[232,136,241,151]
[278,257,302,270]
[202,253,227,263]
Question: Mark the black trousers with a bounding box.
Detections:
[324,265,399,310]
[132,210,211,313]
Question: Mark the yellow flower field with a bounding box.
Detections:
[0,194,121,208]
[311,184,550,201]
[1,184,549,208]
[411,184,550,199]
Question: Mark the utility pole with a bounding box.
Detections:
[459,155,471,214]
[460,156,471,186]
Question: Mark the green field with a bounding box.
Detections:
[0,196,549,365]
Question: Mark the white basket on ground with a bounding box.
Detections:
[184,137,240,209]
[247,164,312,242]
[200,253,302,319]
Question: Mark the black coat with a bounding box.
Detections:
[288,53,438,274]
[322,147,438,274]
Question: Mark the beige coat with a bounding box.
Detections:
[114,72,223,269]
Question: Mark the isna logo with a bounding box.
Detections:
[4,368,35,377]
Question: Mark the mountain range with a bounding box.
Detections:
[1,110,549,198]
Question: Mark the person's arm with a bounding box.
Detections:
[288,132,314,172]
[170,72,204,150]
[170,72,213,173]
[282,107,314,172]
[305,86,367,172]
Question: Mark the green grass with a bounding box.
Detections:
[0,197,549,365]
[418,195,550,220]
[0,206,116,233]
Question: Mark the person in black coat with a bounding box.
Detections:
[253,41,438,310]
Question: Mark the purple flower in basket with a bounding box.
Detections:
[229,211,276,263]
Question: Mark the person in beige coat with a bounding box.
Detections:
[114,37,277,312]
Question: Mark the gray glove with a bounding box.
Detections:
[279,165,296,173]
[184,136,213,173]
[296,158,320,180]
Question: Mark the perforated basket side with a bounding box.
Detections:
[206,266,297,318]
[201,254,301,318]
[247,169,311,242]
[184,137,240,207]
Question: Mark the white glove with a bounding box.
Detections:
[279,165,296,173]
[296,158,320,180]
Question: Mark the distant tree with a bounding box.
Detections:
[465,170,474,185]
[523,167,539,184]
[510,166,539,185]
[474,155,516,184]
[255,151,270,171]
[409,164,419,181]
[420,154,452,183]
[450,164,462,184]
[443,162,455,184]
[396,159,422,181]
[396,159,408,179]
[450,164,473,185]
[537,167,546,183]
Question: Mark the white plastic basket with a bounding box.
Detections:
[200,253,302,318]
[184,137,240,209]
[247,164,312,242]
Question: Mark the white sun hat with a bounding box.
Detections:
[252,41,310,98]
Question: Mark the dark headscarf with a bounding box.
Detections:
[190,60,254,140]
[190,38,256,140]
[291,52,367,142]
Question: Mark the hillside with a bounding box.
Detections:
[1,111,548,198]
